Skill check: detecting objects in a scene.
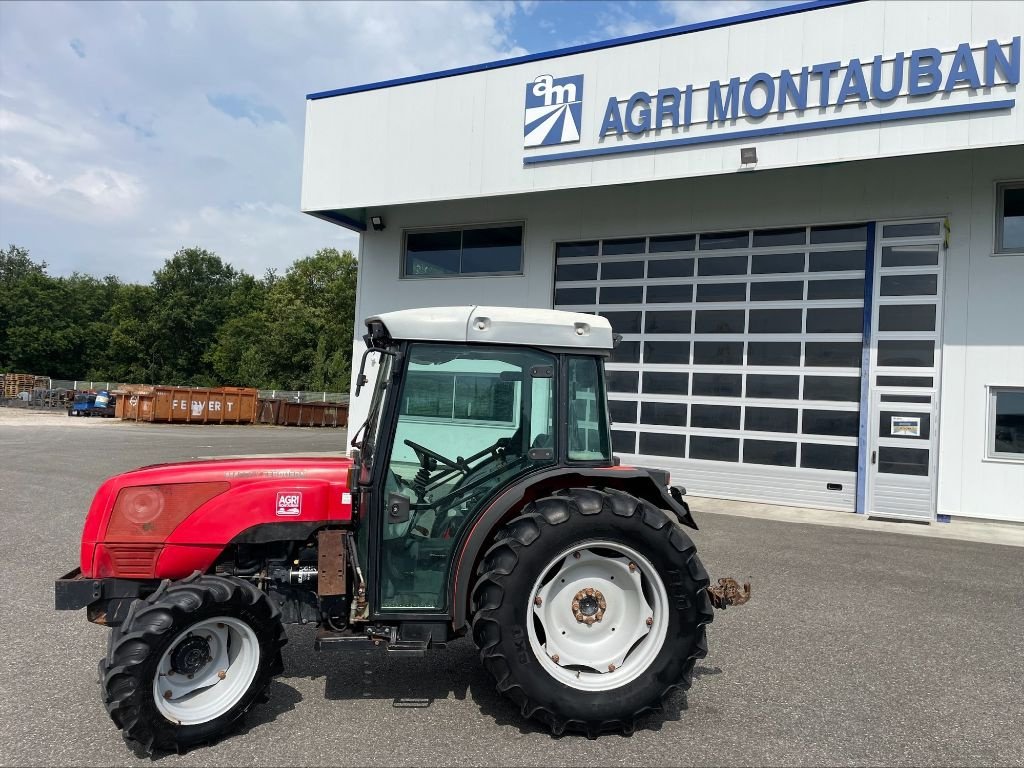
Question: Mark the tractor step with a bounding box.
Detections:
[315,622,446,655]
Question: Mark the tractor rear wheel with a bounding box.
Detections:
[100,573,286,752]
[471,487,713,736]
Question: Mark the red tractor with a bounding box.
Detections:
[55,306,748,752]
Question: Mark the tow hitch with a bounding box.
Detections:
[708,577,752,609]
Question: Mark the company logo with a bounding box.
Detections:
[524,74,583,148]
[275,491,302,517]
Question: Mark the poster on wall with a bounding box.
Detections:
[891,416,922,437]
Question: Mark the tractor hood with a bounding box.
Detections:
[80,456,354,579]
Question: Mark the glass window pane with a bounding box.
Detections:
[556,241,599,258]
[878,446,929,475]
[692,373,742,397]
[882,222,940,238]
[753,227,806,247]
[600,311,642,334]
[401,372,455,417]
[607,370,639,393]
[747,374,800,399]
[744,439,797,466]
[747,342,801,367]
[809,250,866,272]
[461,226,523,274]
[646,284,694,303]
[880,394,931,404]
[695,310,745,334]
[602,238,646,256]
[649,234,695,253]
[555,262,598,281]
[608,400,638,424]
[749,309,802,334]
[880,274,937,296]
[801,443,858,471]
[609,340,640,364]
[405,230,461,277]
[807,279,863,300]
[803,409,859,437]
[1002,186,1024,251]
[745,407,798,433]
[599,285,643,304]
[641,401,688,426]
[881,245,939,267]
[810,224,868,244]
[639,432,687,458]
[693,341,744,365]
[567,357,611,460]
[612,430,636,453]
[752,252,805,274]
[646,311,692,333]
[878,304,937,332]
[555,287,596,305]
[879,411,931,440]
[692,404,741,429]
[806,307,863,333]
[647,258,694,277]
[993,389,1024,455]
[690,435,740,461]
[697,282,747,302]
[877,340,935,368]
[601,260,645,279]
[698,255,748,276]
[454,375,515,422]
[876,375,933,387]
[699,231,749,250]
[804,376,860,401]
[643,341,690,364]
[750,280,803,301]
[805,341,862,368]
[643,371,689,395]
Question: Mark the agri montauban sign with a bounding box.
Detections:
[523,37,1019,164]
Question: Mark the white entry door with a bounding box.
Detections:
[866,220,944,521]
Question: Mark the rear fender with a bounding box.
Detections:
[448,466,696,631]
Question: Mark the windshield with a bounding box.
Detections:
[355,350,394,465]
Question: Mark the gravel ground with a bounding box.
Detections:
[0,411,1021,767]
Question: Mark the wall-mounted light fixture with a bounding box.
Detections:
[740,146,758,167]
[370,215,385,231]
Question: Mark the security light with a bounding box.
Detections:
[740,146,758,165]
[370,215,385,231]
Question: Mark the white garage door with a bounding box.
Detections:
[553,224,869,511]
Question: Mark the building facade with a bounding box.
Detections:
[301,0,1024,524]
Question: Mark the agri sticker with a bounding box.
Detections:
[275,491,302,517]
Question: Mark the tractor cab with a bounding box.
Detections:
[349,306,616,613]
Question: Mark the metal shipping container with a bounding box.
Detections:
[257,399,347,427]
[118,387,258,424]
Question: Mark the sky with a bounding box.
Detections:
[0,0,786,283]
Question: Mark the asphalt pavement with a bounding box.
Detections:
[1,412,1021,767]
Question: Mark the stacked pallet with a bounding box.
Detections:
[1,373,49,399]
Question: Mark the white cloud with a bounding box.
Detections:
[658,0,792,27]
[0,1,527,281]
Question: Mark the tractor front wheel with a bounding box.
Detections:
[472,487,713,736]
[100,573,286,752]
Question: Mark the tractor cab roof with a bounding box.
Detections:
[365,306,614,352]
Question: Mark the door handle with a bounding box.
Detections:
[871,450,877,465]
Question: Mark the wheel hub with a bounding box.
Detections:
[170,635,212,676]
[571,587,607,625]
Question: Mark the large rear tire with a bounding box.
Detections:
[471,487,713,736]
[100,573,286,752]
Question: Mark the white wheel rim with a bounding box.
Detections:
[526,540,669,692]
[153,616,260,725]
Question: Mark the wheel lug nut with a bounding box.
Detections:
[628,562,637,573]
[646,617,653,627]
[187,673,194,679]
[217,670,227,680]
[573,552,581,559]
[608,664,616,672]
[163,690,173,699]
[551,654,559,663]
[534,596,543,606]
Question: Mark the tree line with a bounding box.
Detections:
[0,244,358,392]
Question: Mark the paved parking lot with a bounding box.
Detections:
[1,411,1021,767]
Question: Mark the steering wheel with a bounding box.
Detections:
[404,439,463,472]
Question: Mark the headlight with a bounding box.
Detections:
[105,482,229,541]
